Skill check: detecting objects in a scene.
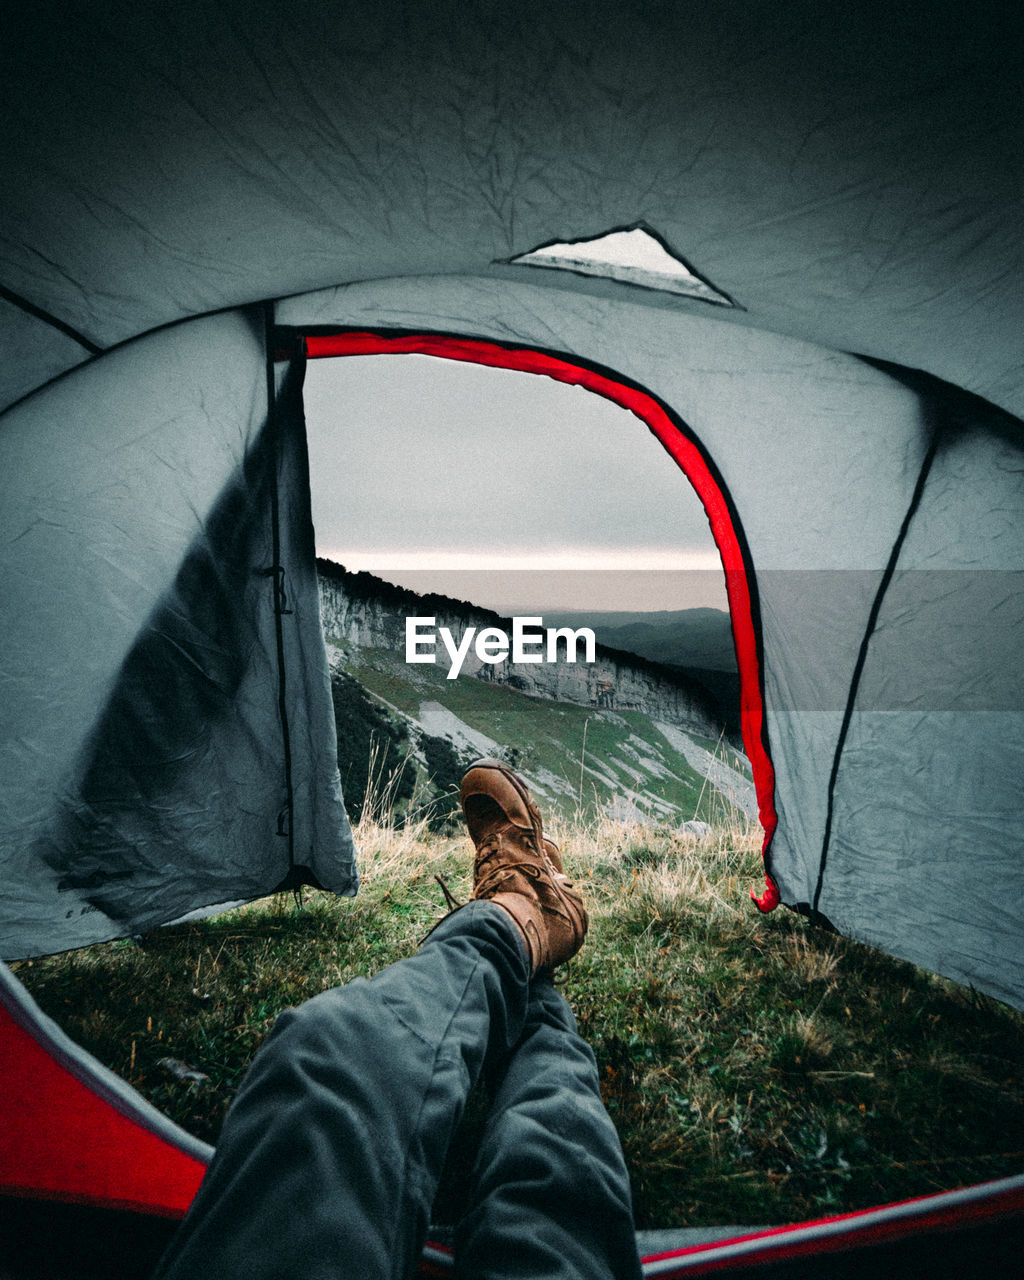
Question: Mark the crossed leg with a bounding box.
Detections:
[456,978,642,1280]
[154,902,640,1280]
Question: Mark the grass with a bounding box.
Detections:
[12,812,1024,1230]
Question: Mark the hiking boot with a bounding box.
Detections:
[460,759,587,976]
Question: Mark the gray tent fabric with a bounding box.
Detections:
[1,0,1023,1266]
[0,311,355,957]
[277,275,1024,1009]
[1,1,1022,418]
[0,0,1019,993]
[819,395,1024,1005]
[0,293,94,412]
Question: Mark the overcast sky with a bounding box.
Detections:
[304,354,728,613]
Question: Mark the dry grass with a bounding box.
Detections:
[12,811,1024,1229]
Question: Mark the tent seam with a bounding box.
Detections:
[264,301,296,870]
[0,281,102,355]
[811,433,941,915]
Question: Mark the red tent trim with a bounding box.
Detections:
[300,329,779,904]
[0,965,210,1218]
[639,1174,1024,1275]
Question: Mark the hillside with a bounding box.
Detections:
[317,560,723,731]
[544,607,742,735]
[543,608,739,673]
[317,561,756,826]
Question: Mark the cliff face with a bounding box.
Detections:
[317,565,719,737]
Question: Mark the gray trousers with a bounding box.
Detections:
[154,900,642,1279]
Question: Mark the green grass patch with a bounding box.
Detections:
[344,650,436,717]
[13,816,1024,1230]
[344,648,742,825]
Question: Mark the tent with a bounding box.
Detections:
[1,0,1022,1272]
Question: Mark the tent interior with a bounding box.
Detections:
[2,0,1023,1273]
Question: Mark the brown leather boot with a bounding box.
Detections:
[460,759,588,976]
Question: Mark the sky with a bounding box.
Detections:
[303,354,728,614]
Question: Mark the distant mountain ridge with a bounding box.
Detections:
[542,607,741,734]
[542,609,738,673]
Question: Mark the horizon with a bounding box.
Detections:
[316,561,730,615]
[305,355,729,614]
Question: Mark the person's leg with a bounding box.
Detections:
[154,901,530,1280]
[455,979,643,1280]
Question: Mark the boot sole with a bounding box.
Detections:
[461,758,585,966]
[461,757,542,830]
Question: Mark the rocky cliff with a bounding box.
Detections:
[317,561,720,737]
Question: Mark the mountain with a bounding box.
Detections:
[543,609,741,734]
[542,609,738,672]
[316,560,755,827]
